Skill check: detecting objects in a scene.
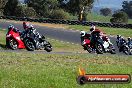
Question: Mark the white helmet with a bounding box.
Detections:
[80,31,86,37]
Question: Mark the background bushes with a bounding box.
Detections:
[15,5,37,17]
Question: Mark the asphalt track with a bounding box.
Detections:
[0,20,125,55]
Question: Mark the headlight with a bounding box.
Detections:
[16,37,21,40]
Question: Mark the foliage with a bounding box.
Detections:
[49,9,71,19]
[63,0,94,15]
[0,0,8,9]
[100,8,112,16]
[27,0,59,17]
[3,0,18,16]
[110,11,128,23]
[2,0,95,19]
[121,1,132,18]
[0,0,8,15]
[14,4,36,17]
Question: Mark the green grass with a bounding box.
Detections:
[0,52,132,88]
[87,13,112,22]
[128,19,132,24]
[0,29,7,48]
[0,29,132,88]
[68,25,132,37]
[87,13,132,24]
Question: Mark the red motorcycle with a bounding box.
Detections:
[80,31,116,54]
[80,31,93,53]
[6,25,25,50]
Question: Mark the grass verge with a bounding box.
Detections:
[0,52,132,88]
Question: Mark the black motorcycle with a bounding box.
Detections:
[91,32,116,54]
[128,42,132,55]
[91,32,105,54]
[22,28,52,52]
[117,37,131,55]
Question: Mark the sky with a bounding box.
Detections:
[94,0,132,9]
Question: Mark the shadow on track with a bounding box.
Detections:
[0,44,6,49]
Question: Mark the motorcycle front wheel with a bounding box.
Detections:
[24,39,35,51]
[109,45,116,54]
[8,38,18,50]
[123,46,130,55]
[85,45,93,53]
[44,41,52,52]
[130,49,132,55]
[110,49,116,54]
[95,43,104,54]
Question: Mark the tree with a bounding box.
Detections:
[100,8,112,16]
[110,11,128,23]
[65,0,94,15]
[0,0,8,15]
[14,4,36,17]
[27,0,59,17]
[121,1,132,18]
[60,0,94,21]
[4,0,18,16]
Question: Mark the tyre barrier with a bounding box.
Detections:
[0,16,132,29]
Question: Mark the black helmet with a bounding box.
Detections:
[8,24,14,29]
[128,37,131,41]
[90,25,95,32]
[117,35,121,39]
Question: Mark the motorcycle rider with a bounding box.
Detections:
[22,22,45,41]
[116,35,122,47]
[127,37,132,48]
[8,24,21,33]
[89,25,109,43]
[89,25,115,52]
[89,25,106,52]
[22,22,38,35]
[8,24,14,29]
[23,22,35,32]
[118,36,127,52]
